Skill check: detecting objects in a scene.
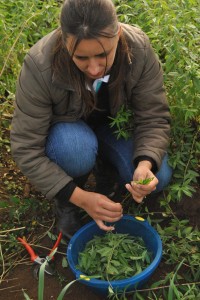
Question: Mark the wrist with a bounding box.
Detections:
[69,187,88,208]
[134,156,157,173]
[137,160,152,170]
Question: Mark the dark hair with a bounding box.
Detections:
[53,0,131,117]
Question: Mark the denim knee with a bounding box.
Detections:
[154,155,173,193]
[45,121,98,177]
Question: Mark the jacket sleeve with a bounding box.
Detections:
[130,32,171,170]
[10,54,72,200]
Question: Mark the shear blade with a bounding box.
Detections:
[33,262,55,278]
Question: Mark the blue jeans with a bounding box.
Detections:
[45,120,172,193]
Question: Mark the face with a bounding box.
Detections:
[66,33,120,80]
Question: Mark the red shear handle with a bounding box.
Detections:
[49,232,62,257]
[18,237,38,262]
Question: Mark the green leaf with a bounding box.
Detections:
[47,231,57,241]
[135,292,145,300]
[97,247,112,257]
[22,289,31,300]
[132,177,154,185]
[168,279,175,300]
[38,260,48,300]
[0,201,9,208]
[57,280,77,300]
[108,286,114,295]
[62,257,68,268]
[38,248,57,300]
[107,265,119,275]
[110,260,121,267]
[130,255,143,260]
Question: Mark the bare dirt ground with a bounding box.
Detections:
[0,145,200,300]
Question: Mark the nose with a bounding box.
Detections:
[87,58,101,76]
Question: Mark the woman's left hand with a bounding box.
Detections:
[125,161,158,203]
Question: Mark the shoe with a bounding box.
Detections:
[54,201,82,240]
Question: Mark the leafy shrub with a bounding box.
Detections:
[0,0,60,142]
[114,0,200,200]
[0,0,60,96]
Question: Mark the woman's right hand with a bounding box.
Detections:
[69,187,123,231]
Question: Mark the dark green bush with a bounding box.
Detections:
[115,0,200,200]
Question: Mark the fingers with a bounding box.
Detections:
[94,200,123,231]
[94,201,123,220]
[125,177,158,203]
[128,164,159,203]
[101,199,122,212]
[97,213,123,223]
[71,190,122,232]
[132,181,156,195]
[83,193,123,229]
[125,183,144,203]
[95,219,117,232]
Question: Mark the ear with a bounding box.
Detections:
[117,24,122,37]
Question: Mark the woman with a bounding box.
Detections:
[11,0,172,239]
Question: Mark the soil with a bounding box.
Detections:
[0,144,200,300]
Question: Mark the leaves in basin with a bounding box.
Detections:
[76,232,152,281]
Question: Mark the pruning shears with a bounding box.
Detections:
[17,232,62,276]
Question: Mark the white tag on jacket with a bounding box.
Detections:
[93,75,110,92]
[86,75,110,92]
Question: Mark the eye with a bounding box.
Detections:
[75,56,88,61]
[96,52,107,58]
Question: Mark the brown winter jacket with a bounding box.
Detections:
[10,24,171,200]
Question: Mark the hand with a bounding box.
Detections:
[69,187,123,231]
[125,161,158,203]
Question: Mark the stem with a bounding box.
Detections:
[133,281,200,293]
[0,227,26,234]
[0,285,19,292]
[105,235,126,282]
[121,192,132,205]
[183,131,198,183]
[0,243,5,283]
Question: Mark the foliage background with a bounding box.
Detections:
[115,0,200,201]
[0,0,199,299]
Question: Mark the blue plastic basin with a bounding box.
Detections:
[67,215,162,296]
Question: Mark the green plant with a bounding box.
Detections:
[114,0,200,201]
[22,248,57,300]
[22,253,91,300]
[0,0,60,141]
[109,105,134,140]
[132,177,154,185]
[157,218,200,275]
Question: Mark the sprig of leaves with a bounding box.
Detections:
[109,105,134,140]
[132,177,154,185]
